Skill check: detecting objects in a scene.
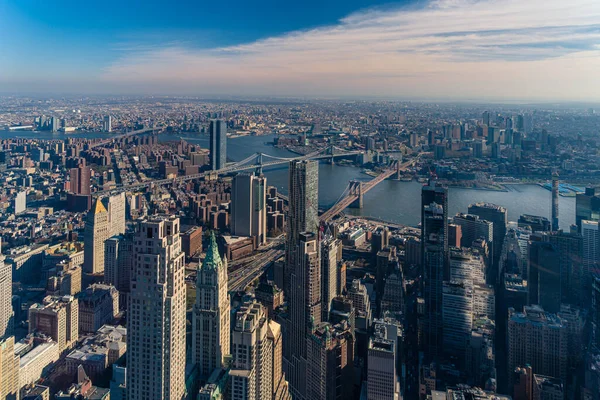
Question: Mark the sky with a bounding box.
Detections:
[1,0,599,101]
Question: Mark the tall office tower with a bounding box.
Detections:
[285,160,319,294]
[0,336,19,400]
[127,216,186,400]
[0,240,12,339]
[192,232,230,379]
[582,220,599,286]
[84,199,110,275]
[103,115,112,132]
[551,173,559,231]
[29,295,79,353]
[209,119,227,170]
[421,183,448,361]
[468,202,507,284]
[306,321,355,400]
[449,248,487,286]
[367,322,400,400]
[544,231,583,305]
[69,164,91,195]
[452,213,493,250]
[104,233,134,308]
[482,111,490,127]
[507,305,567,390]
[442,281,473,357]
[230,300,291,400]
[576,187,600,232]
[51,116,59,132]
[285,232,321,400]
[321,234,340,321]
[231,173,267,246]
[347,278,373,327]
[372,227,390,254]
[84,195,126,276]
[528,241,561,313]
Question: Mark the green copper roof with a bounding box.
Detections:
[202,231,223,270]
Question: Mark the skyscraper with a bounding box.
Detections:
[551,173,559,231]
[192,232,230,379]
[0,240,11,340]
[29,295,79,353]
[528,241,561,313]
[104,233,134,308]
[285,160,319,295]
[69,164,91,195]
[103,115,112,132]
[321,234,340,321]
[576,187,600,232]
[229,299,291,400]
[468,202,507,284]
[582,220,599,285]
[421,182,448,360]
[367,322,400,400]
[127,216,186,400]
[442,281,473,357]
[544,231,583,305]
[452,213,493,250]
[285,232,321,400]
[231,173,267,246]
[84,195,126,275]
[0,335,19,400]
[209,119,227,170]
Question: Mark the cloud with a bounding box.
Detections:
[101,0,600,100]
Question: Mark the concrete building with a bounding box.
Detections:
[14,191,26,215]
[442,281,473,357]
[66,325,126,380]
[127,216,186,400]
[231,174,267,246]
[453,213,493,250]
[104,233,133,308]
[29,295,78,353]
[367,322,400,400]
[181,226,203,258]
[321,235,341,321]
[18,340,60,388]
[528,241,561,313]
[285,232,322,400]
[507,305,567,390]
[576,187,600,232]
[209,119,227,170]
[230,300,290,400]
[21,385,50,400]
[0,336,19,400]
[468,202,507,284]
[78,284,119,333]
[0,240,12,339]
[192,232,230,379]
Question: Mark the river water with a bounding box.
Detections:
[0,131,576,229]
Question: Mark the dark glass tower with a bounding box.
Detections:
[209,119,227,170]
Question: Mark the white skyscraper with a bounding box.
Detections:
[192,232,230,379]
[127,216,186,400]
[231,174,267,246]
[13,191,26,215]
[0,239,11,340]
[321,234,340,321]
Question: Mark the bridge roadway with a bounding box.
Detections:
[94,148,363,197]
[319,158,416,223]
[88,127,156,149]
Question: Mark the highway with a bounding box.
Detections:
[228,237,285,292]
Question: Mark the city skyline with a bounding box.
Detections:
[2,0,600,101]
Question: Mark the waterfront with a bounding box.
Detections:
[1,131,577,229]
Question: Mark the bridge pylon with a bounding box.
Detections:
[329,145,335,164]
[256,153,263,175]
[349,180,364,209]
[395,160,401,180]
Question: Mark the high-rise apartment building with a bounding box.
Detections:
[192,232,230,379]
[285,160,319,295]
[29,295,79,353]
[576,187,600,232]
[127,216,186,400]
[528,241,561,313]
[321,235,340,321]
[0,240,12,339]
[442,281,473,357]
[231,173,267,246]
[507,305,567,390]
[468,202,507,284]
[285,232,321,400]
[543,231,583,305]
[69,164,91,196]
[103,115,112,132]
[84,195,126,275]
[230,300,291,400]
[209,119,227,170]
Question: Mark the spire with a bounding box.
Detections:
[92,198,107,214]
[202,231,223,270]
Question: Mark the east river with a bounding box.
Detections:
[2,131,576,229]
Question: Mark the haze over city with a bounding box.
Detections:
[2,0,600,100]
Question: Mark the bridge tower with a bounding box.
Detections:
[256,153,263,175]
[396,160,401,180]
[349,180,364,209]
[329,145,335,164]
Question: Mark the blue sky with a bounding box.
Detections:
[1,0,599,100]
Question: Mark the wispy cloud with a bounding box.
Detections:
[101,0,600,100]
